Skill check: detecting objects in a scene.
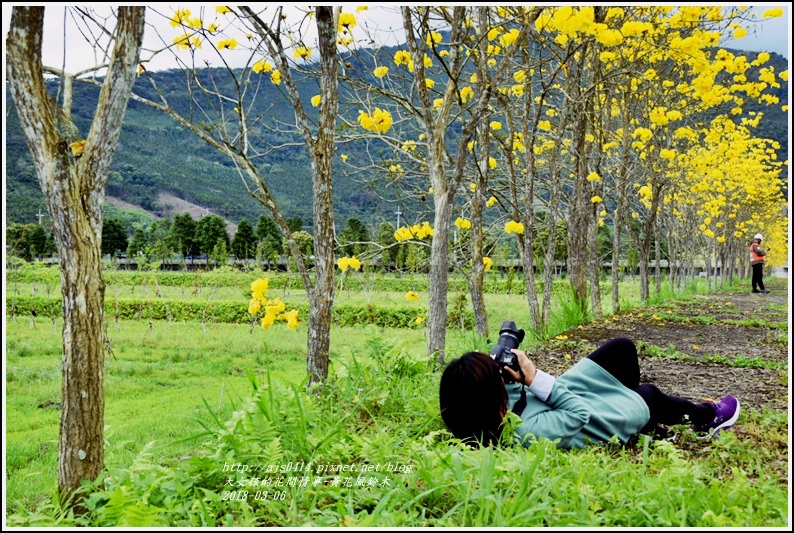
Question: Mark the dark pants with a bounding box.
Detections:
[586,338,714,433]
[751,263,765,292]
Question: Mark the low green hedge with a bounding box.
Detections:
[6,262,557,296]
[6,295,475,330]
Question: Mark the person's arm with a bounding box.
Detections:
[517,382,592,447]
[505,350,591,447]
[753,244,766,256]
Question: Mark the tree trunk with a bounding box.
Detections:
[588,215,603,320]
[654,236,662,294]
[611,100,632,314]
[639,248,651,301]
[306,7,338,383]
[58,237,106,504]
[469,122,489,338]
[427,185,452,364]
[6,6,145,504]
[469,198,489,338]
[611,217,623,312]
[567,77,590,321]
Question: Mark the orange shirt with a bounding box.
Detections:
[750,243,766,264]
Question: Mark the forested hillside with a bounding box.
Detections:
[4,46,788,230]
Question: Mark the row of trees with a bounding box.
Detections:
[327,6,788,347]
[6,209,618,276]
[123,5,787,372]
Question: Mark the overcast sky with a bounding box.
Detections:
[1,4,791,75]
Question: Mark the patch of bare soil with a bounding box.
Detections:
[107,192,239,236]
[527,278,789,415]
[107,195,160,215]
[156,192,238,236]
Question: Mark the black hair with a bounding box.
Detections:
[439,351,507,448]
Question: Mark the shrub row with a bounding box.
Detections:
[7,263,555,295]
[6,295,474,330]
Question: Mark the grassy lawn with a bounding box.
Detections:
[5,314,439,509]
[9,273,784,526]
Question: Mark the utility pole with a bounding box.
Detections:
[395,208,402,229]
[36,209,46,225]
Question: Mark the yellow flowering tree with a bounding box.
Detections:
[130,6,344,383]
[339,6,533,362]
[475,5,787,327]
[668,115,786,288]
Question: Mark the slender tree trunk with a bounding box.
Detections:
[540,106,571,328]
[704,249,713,292]
[510,43,542,331]
[541,174,563,327]
[587,216,603,320]
[567,75,589,321]
[611,100,632,313]
[636,184,663,302]
[6,6,145,504]
[306,7,338,383]
[469,132,488,337]
[639,242,651,301]
[611,221,622,312]
[667,228,677,290]
[427,185,452,364]
[654,236,662,294]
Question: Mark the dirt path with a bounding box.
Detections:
[526,278,789,414]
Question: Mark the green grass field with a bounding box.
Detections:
[4,271,788,526]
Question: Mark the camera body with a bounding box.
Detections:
[489,320,525,384]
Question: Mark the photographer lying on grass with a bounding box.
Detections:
[439,337,740,449]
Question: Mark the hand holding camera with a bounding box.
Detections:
[489,320,536,385]
[503,349,537,386]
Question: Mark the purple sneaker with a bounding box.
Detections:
[696,396,741,437]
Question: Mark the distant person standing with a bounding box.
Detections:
[750,234,770,294]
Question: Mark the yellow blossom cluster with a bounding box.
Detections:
[248,278,300,331]
[394,221,434,241]
[70,140,86,158]
[218,38,237,50]
[505,220,524,234]
[454,217,471,230]
[253,60,274,74]
[337,256,362,272]
[338,13,357,34]
[358,108,393,134]
[402,140,418,152]
[394,50,411,67]
[426,31,443,46]
[456,86,474,104]
[173,34,202,50]
[294,46,311,60]
[534,6,626,47]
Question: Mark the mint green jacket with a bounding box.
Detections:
[505,358,651,449]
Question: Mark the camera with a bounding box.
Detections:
[489,320,525,384]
